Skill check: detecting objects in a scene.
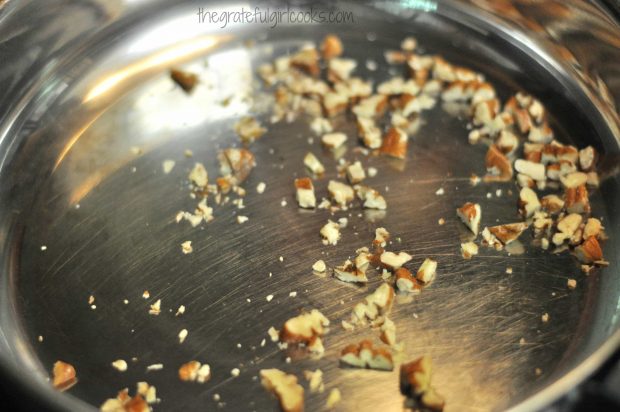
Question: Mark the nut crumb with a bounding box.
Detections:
[326,388,342,409]
[438,218,445,225]
[142,291,150,299]
[149,299,162,316]
[52,361,77,391]
[181,241,193,254]
[256,182,266,194]
[266,294,274,302]
[435,187,445,195]
[231,368,240,377]
[312,260,326,272]
[176,305,186,316]
[146,363,164,372]
[506,267,513,274]
[541,313,550,323]
[237,215,249,224]
[178,329,188,344]
[111,359,128,372]
[162,160,175,174]
[567,279,577,289]
[260,369,304,412]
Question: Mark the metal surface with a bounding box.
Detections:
[0,1,619,411]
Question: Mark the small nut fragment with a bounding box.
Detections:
[320,220,341,246]
[460,242,479,259]
[321,34,343,59]
[564,185,590,214]
[482,223,529,250]
[515,159,546,181]
[574,236,603,263]
[416,258,438,285]
[395,268,422,293]
[189,162,208,188]
[519,187,541,218]
[380,127,408,159]
[484,145,513,182]
[334,259,368,283]
[218,148,256,184]
[327,180,354,207]
[304,152,325,175]
[374,227,390,247]
[400,355,445,411]
[321,132,347,150]
[52,361,77,391]
[280,309,329,355]
[234,116,266,143]
[355,185,387,210]
[560,172,588,189]
[456,202,481,235]
[578,146,596,171]
[294,177,316,208]
[290,47,320,76]
[346,161,366,184]
[304,369,325,394]
[179,361,211,383]
[312,260,327,273]
[350,283,395,325]
[111,360,128,372]
[583,218,603,239]
[260,369,304,412]
[356,117,382,149]
[326,388,342,409]
[340,340,394,371]
[328,58,357,82]
[380,251,413,270]
[540,194,564,214]
[170,68,198,93]
[567,279,577,290]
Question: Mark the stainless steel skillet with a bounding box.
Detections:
[0,0,619,411]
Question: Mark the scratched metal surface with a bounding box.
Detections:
[1,1,619,412]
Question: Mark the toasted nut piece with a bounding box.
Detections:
[218,148,256,184]
[519,187,541,218]
[355,185,387,210]
[400,355,445,411]
[553,213,583,245]
[290,47,320,76]
[516,173,535,188]
[528,123,554,143]
[472,99,500,126]
[328,180,354,207]
[189,163,208,188]
[352,94,388,118]
[346,161,366,184]
[334,259,368,283]
[310,117,333,135]
[471,82,496,105]
[356,117,382,149]
[380,251,413,270]
[523,142,543,162]
[515,159,546,181]
[234,117,266,143]
[340,340,394,371]
[567,279,577,289]
[374,227,390,247]
[495,129,519,155]
[395,268,422,293]
[564,185,590,214]
[482,223,529,250]
[52,361,77,391]
[294,177,316,208]
[304,152,325,175]
[380,127,408,159]
[326,388,341,409]
[321,34,343,59]
[304,369,325,394]
[379,317,397,347]
[280,309,329,350]
[401,36,417,51]
[583,218,603,239]
[320,220,341,245]
[312,260,327,273]
[179,361,206,382]
[328,58,356,82]
[456,202,481,235]
[579,146,596,171]
[532,211,553,238]
[100,390,149,412]
[170,68,198,93]
[587,171,600,188]
[351,283,395,325]
[560,172,588,189]
[574,236,603,263]
[322,91,349,117]
[546,160,577,181]
[378,77,420,96]
[484,145,513,182]
[260,369,304,412]
[541,194,564,214]
[460,242,479,259]
[321,132,347,150]
[416,258,438,285]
